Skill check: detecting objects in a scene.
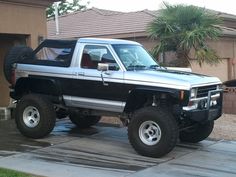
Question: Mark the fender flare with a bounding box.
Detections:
[13,77,62,99]
[124,86,182,113]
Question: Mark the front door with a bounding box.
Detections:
[70,44,126,112]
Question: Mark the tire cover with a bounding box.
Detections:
[3,46,33,83]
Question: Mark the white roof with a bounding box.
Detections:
[78,38,141,45]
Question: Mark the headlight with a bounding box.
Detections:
[190,88,197,98]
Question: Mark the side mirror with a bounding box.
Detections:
[97,63,109,71]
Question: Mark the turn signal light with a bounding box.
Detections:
[180,90,184,100]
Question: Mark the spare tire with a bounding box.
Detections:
[3,46,34,84]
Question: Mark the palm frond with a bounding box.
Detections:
[195,47,221,66]
[147,3,222,67]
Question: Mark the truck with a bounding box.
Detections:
[3,38,223,157]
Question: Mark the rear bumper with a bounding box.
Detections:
[183,89,223,122]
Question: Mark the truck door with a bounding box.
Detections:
[71,44,126,113]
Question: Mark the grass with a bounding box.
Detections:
[0,168,33,177]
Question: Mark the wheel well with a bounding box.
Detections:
[13,78,62,101]
[124,89,179,113]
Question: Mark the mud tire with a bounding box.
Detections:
[128,107,178,157]
[15,94,56,139]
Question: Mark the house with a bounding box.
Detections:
[0,0,56,118]
[47,7,236,82]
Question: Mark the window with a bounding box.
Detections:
[36,47,72,62]
[81,45,119,70]
[28,39,77,67]
[112,44,158,70]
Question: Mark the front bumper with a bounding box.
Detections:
[183,89,223,122]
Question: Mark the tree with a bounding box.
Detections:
[148,3,222,67]
[46,0,89,19]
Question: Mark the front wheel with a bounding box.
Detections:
[15,94,56,139]
[128,107,178,158]
[179,121,214,143]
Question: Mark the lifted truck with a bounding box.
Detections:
[4,38,223,157]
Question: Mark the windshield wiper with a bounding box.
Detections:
[149,65,167,70]
[127,65,147,71]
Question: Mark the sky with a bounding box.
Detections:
[80,0,236,15]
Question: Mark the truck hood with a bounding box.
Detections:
[124,69,221,90]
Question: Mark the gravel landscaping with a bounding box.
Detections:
[101,114,236,141]
[210,114,236,140]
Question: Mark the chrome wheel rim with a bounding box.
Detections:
[23,106,40,128]
[139,120,161,146]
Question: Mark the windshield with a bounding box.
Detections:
[112,44,159,70]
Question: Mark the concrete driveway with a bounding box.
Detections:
[0,119,236,177]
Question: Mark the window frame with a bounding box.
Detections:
[79,44,124,71]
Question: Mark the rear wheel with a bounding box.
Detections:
[69,111,101,128]
[179,121,214,143]
[15,94,56,138]
[128,106,178,157]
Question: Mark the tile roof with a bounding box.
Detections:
[218,25,236,37]
[47,7,236,40]
[47,7,157,39]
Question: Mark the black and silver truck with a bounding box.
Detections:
[4,38,223,157]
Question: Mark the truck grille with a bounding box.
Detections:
[197,85,217,98]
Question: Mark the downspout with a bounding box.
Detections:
[233,40,236,79]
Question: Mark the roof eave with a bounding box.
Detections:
[2,0,57,7]
[79,31,148,39]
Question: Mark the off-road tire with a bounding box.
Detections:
[128,106,179,157]
[69,112,101,128]
[179,121,214,143]
[4,46,34,83]
[15,94,56,139]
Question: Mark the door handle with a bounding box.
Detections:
[78,72,84,76]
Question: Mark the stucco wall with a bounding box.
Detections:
[0,2,47,48]
[0,39,13,107]
[191,59,229,82]
[133,37,157,51]
[0,1,48,107]
[196,37,236,81]
[223,90,236,114]
[208,37,235,59]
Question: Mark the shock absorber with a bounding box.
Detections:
[160,94,167,107]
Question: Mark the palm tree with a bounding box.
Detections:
[148,3,222,67]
